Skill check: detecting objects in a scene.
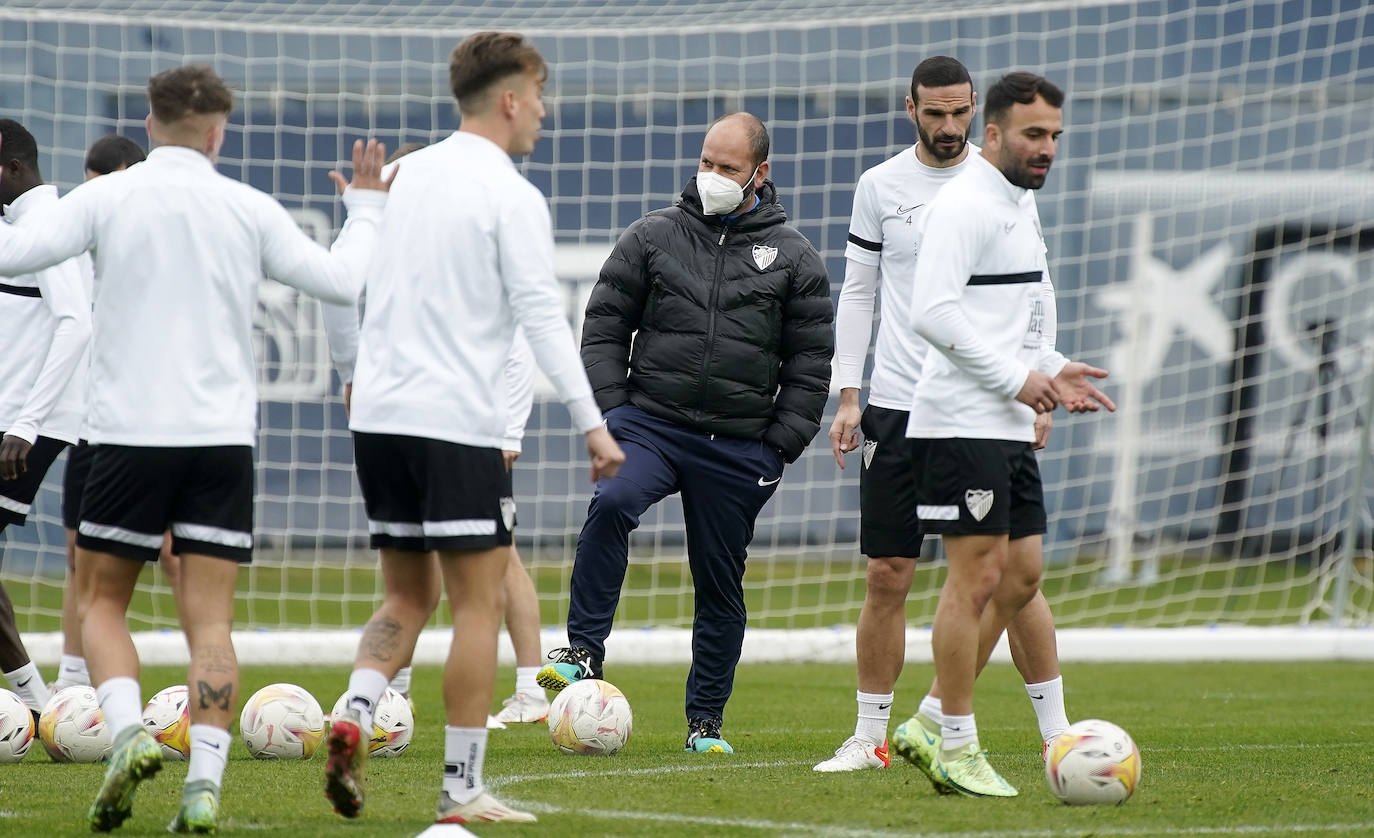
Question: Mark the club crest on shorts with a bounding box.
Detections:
[965,489,994,522]
[862,439,877,469]
[752,244,778,271]
[500,497,517,531]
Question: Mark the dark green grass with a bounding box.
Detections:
[4,554,1334,633]
[1,661,1371,836]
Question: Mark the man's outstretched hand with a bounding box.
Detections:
[1055,362,1116,413]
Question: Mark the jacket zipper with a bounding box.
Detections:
[695,226,729,417]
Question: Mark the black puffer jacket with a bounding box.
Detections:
[581,178,833,462]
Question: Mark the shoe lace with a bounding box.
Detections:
[546,646,587,664]
[687,717,722,743]
[835,735,868,756]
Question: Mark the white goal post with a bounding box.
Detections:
[1,1,1372,665]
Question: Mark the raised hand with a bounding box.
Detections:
[328,138,393,195]
[1054,362,1116,413]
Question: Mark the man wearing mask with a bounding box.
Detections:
[540,112,833,754]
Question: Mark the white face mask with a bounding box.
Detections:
[696,164,761,215]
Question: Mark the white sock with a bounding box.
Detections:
[389,666,412,696]
[941,713,978,752]
[186,724,231,789]
[854,690,893,745]
[442,726,488,804]
[515,666,541,697]
[94,676,143,740]
[918,694,943,726]
[4,662,51,713]
[56,654,91,689]
[344,668,389,734]
[1025,676,1070,743]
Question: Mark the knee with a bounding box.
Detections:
[865,557,914,603]
[387,584,440,622]
[588,479,645,523]
[995,566,1041,610]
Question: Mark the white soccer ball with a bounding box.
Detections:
[330,687,413,758]
[547,678,632,756]
[1045,718,1142,805]
[38,685,112,763]
[239,683,325,760]
[142,685,191,760]
[0,688,35,762]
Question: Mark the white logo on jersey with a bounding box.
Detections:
[862,439,878,469]
[752,244,778,271]
[965,489,994,522]
[500,497,517,531]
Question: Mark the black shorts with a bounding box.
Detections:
[352,431,514,552]
[858,405,923,559]
[908,437,1046,538]
[0,435,70,528]
[62,439,93,531]
[75,445,254,563]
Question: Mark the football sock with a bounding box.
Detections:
[186,725,231,789]
[94,676,143,740]
[389,666,412,697]
[55,654,91,689]
[515,666,541,696]
[918,694,943,726]
[941,713,978,753]
[442,726,488,804]
[4,662,51,713]
[344,667,389,734]
[854,690,893,745]
[1025,676,1070,742]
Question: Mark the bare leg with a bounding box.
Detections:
[77,549,143,688]
[354,548,442,680]
[177,554,240,730]
[439,546,509,727]
[855,556,914,694]
[503,547,542,668]
[1007,591,1060,684]
[62,528,81,657]
[159,532,183,601]
[929,534,1007,717]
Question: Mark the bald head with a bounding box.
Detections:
[706,112,770,168]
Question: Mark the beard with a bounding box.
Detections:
[917,123,967,162]
[999,148,1053,189]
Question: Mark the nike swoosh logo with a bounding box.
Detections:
[1029,693,1045,700]
[878,703,891,710]
[16,678,31,688]
[197,740,222,750]
[896,204,924,215]
[921,728,938,745]
[757,476,781,487]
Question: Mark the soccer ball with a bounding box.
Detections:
[0,688,35,762]
[329,687,413,758]
[547,678,632,756]
[38,685,112,763]
[142,685,191,760]
[239,683,325,760]
[1045,719,1142,805]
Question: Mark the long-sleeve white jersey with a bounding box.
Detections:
[348,131,601,447]
[906,152,1067,442]
[0,185,92,445]
[835,144,977,410]
[0,145,383,447]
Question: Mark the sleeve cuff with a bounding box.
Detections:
[1000,361,1033,400]
[501,438,523,454]
[4,423,38,446]
[568,395,605,434]
[1039,352,1069,379]
[342,188,387,214]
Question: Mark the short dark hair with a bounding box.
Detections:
[85,135,146,175]
[386,142,427,165]
[711,112,770,167]
[147,65,234,124]
[0,119,40,176]
[448,32,547,114]
[909,56,973,104]
[983,71,1065,125]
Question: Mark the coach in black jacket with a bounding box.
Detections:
[540,112,833,754]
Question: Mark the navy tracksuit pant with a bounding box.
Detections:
[567,404,783,723]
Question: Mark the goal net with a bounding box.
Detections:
[2,0,1372,663]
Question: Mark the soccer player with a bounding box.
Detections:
[540,112,834,754]
[53,134,152,694]
[905,71,1114,797]
[815,57,1074,776]
[325,32,623,827]
[0,65,388,832]
[321,143,551,729]
[0,118,92,719]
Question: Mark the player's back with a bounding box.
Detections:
[81,146,290,447]
[351,131,540,449]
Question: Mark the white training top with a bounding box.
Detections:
[906,152,1068,442]
[348,131,601,447]
[835,143,978,411]
[0,145,383,447]
[0,185,91,445]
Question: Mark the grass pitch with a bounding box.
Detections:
[1,661,1371,837]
